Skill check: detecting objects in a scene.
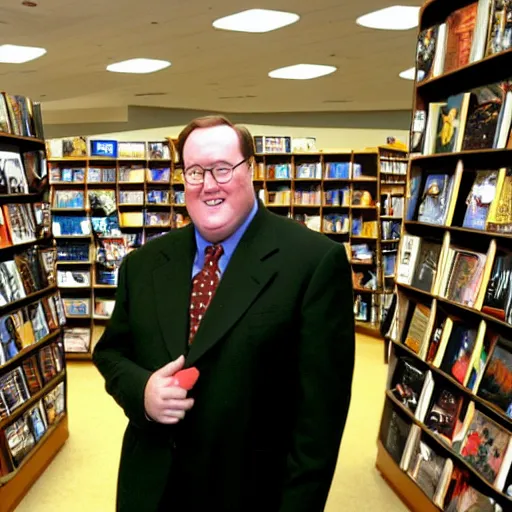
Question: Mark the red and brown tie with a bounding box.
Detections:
[188,244,224,344]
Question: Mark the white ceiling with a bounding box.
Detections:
[0,0,421,120]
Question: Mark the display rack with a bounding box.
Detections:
[0,93,68,512]
[252,146,407,337]
[47,138,179,360]
[49,137,407,355]
[377,0,512,509]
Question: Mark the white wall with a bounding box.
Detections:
[91,124,410,152]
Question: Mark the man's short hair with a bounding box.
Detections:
[177,115,255,164]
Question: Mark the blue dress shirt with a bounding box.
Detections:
[192,198,258,279]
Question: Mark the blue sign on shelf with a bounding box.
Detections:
[90,140,118,158]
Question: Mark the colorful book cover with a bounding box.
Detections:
[463,171,499,229]
[482,253,512,324]
[407,438,447,500]
[440,324,478,385]
[435,94,468,153]
[417,174,452,224]
[416,26,439,82]
[462,84,506,150]
[390,357,427,413]
[425,388,464,443]
[486,0,512,57]
[443,3,478,73]
[478,338,512,418]
[459,409,511,485]
[445,251,486,307]
[487,168,512,234]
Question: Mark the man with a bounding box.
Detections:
[93,115,355,512]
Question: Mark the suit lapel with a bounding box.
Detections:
[186,207,279,367]
[152,224,195,361]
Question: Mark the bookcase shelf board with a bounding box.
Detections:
[379,0,512,509]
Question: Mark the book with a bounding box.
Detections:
[417,174,453,224]
[462,171,500,229]
[459,409,512,489]
[443,3,478,74]
[440,323,479,385]
[477,337,512,418]
[483,253,512,324]
[0,150,29,194]
[404,303,431,354]
[434,94,471,154]
[486,0,512,57]
[415,26,439,82]
[390,357,427,414]
[411,240,443,293]
[442,249,487,308]
[487,168,512,234]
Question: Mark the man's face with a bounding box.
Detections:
[182,125,255,243]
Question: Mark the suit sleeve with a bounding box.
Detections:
[92,253,152,429]
[279,243,355,512]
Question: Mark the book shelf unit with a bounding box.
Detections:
[48,139,179,360]
[253,147,407,337]
[377,0,512,510]
[0,117,68,509]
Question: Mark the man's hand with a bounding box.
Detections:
[144,355,195,424]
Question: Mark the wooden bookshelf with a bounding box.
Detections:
[253,146,408,336]
[49,140,407,343]
[48,139,178,359]
[0,102,69,510]
[378,0,512,510]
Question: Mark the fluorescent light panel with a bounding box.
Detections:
[356,6,420,30]
[213,9,300,33]
[106,58,171,74]
[0,44,46,64]
[399,67,416,80]
[269,64,337,80]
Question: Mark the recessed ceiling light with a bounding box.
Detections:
[106,58,171,74]
[212,9,300,33]
[269,64,337,80]
[356,6,420,30]
[0,44,46,64]
[399,67,416,80]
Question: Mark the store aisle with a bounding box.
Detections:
[16,335,406,511]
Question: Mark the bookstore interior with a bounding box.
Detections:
[1,0,512,510]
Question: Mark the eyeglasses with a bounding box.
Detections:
[182,158,248,185]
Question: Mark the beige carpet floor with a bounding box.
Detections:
[15,334,407,511]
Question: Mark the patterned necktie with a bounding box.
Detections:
[188,244,224,343]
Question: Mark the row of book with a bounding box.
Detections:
[257,187,376,207]
[407,164,511,235]
[0,292,65,366]
[52,189,182,210]
[415,0,511,84]
[49,165,172,184]
[46,138,171,160]
[253,161,371,180]
[0,339,64,421]
[396,233,511,325]
[382,195,405,217]
[0,381,65,476]
[412,79,512,157]
[62,298,114,319]
[0,93,44,140]
[0,245,57,310]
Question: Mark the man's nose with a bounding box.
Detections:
[203,171,220,190]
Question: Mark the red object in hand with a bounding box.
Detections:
[174,367,200,390]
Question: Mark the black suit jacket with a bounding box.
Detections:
[93,204,355,512]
